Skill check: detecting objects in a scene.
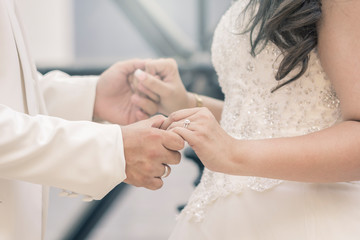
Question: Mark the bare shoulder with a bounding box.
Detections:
[318,0,360,121]
[320,0,360,24]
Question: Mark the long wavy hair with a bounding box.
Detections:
[243,0,322,91]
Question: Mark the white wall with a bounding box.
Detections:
[16,0,74,67]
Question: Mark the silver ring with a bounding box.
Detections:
[161,165,170,178]
[183,119,191,128]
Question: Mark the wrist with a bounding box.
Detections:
[92,101,100,121]
[187,92,203,108]
[227,139,253,176]
[92,100,105,122]
[193,93,203,107]
[120,125,131,161]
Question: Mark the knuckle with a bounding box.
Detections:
[168,112,178,122]
[145,177,157,189]
[144,61,152,69]
[199,108,212,120]
[148,179,163,190]
[193,133,202,143]
[147,185,156,191]
[152,114,165,122]
[155,180,164,189]
[177,138,185,149]
[147,148,160,159]
[146,127,159,138]
[173,154,181,165]
[132,176,145,188]
[134,181,143,188]
[168,58,177,67]
[143,162,153,173]
[114,61,123,68]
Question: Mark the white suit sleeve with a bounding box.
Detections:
[0,104,126,200]
[38,70,98,121]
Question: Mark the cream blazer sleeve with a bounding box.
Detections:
[38,70,99,121]
[0,0,126,201]
[0,71,127,200]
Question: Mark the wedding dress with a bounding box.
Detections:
[169,1,360,239]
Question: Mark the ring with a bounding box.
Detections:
[161,164,171,178]
[183,119,191,129]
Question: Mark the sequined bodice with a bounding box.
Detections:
[181,1,342,222]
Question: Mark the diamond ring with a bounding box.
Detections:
[183,119,191,128]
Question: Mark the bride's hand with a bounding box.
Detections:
[162,107,237,173]
[132,58,193,116]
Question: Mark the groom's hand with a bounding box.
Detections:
[121,115,184,190]
[93,59,159,125]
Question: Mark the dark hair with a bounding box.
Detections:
[243,0,322,91]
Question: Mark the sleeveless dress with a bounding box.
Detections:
[169,1,360,239]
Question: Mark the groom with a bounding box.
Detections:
[0,1,183,238]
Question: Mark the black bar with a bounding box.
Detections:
[63,183,129,240]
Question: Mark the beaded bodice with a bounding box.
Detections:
[181,0,343,222]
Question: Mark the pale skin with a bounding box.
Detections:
[93,59,184,190]
[133,59,223,121]
[134,0,360,183]
[94,59,158,124]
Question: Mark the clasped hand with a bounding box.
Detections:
[93,59,187,190]
[94,58,235,190]
[128,59,236,178]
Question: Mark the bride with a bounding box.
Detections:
[132,0,360,239]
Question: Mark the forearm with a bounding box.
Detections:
[187,92,224,122]
[231,120,360,182]
[0,105,125,199]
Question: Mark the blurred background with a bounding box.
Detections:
[18,0,232,239]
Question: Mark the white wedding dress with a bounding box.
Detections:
[169,1,360,239]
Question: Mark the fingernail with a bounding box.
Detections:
[134,69,146,81]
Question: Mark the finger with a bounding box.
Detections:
[131,94,158,116]
[135,69,169,97]
[145,58,178,79]
[128,73,136,92]
[149,114,167,128]
[137,82,161,103]
[161,108,202,130]
[148,162,170,178]
[128,59,146,70]
[167,119,195,131]
[161,164,171,178]
[171,127,196,146]
[134,69,160,102]
[119,59,146,75]
[146,177,164,190]
[161,150,182,165]
[153,164,172,178]
[161,130,185,151]
[123,58,146,73]
[135,109,149,121]
[145,60,157,76]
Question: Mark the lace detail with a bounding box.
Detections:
[180,0,343,222]
[181,169,283,222]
